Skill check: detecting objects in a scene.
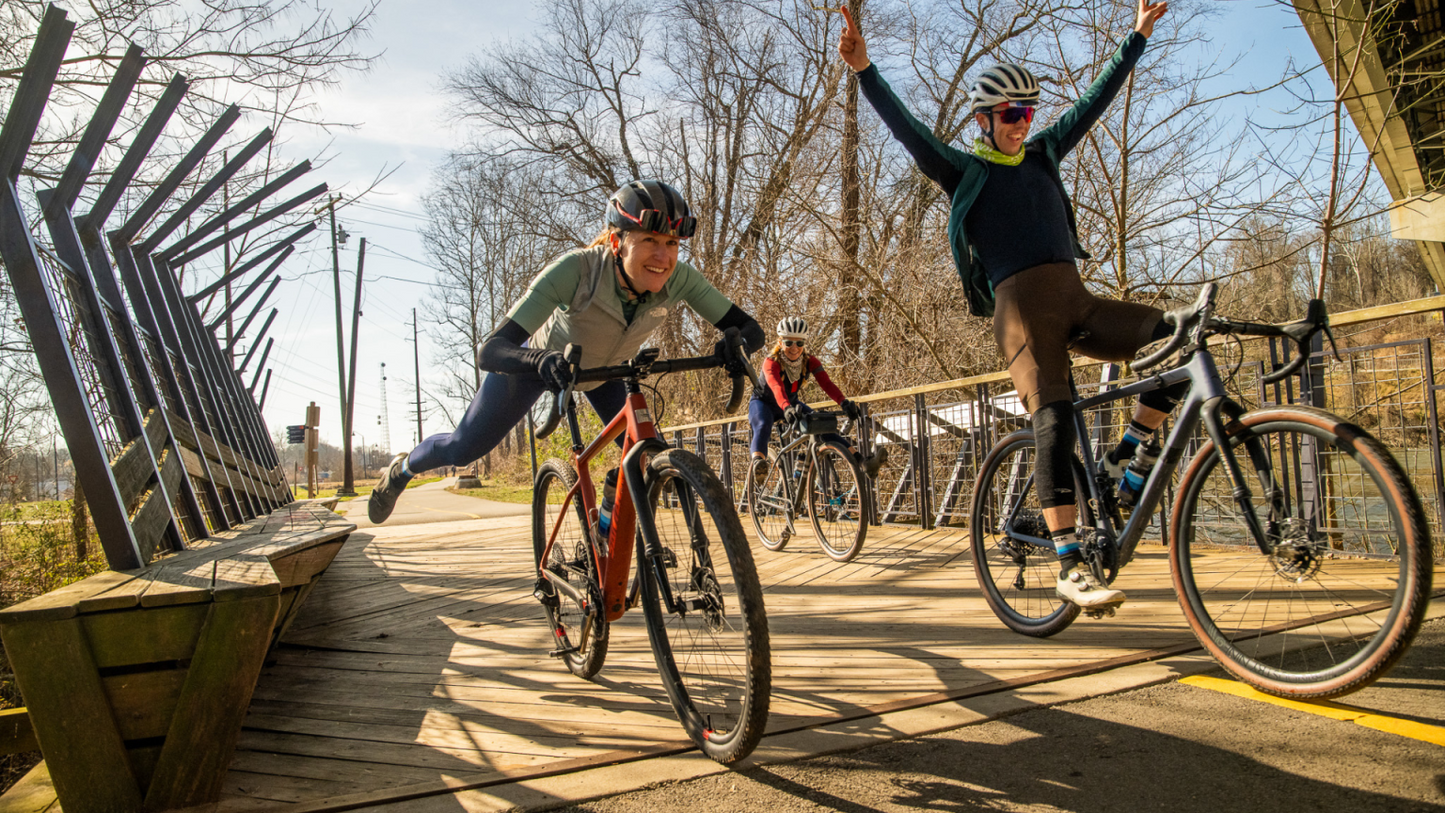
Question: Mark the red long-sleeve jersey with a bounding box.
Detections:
[761,354,845,410]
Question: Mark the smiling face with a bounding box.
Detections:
[975,103,1032,156]
[612,230,680,295]
[781,340,804,361]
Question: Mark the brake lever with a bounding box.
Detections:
[1323,323,1341,361]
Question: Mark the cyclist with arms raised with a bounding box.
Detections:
[837,1,1182,612]
[368,181,765,523]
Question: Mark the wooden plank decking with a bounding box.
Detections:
[218,515,1427,810]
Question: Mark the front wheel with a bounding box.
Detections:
[639,449,771,764]
[807,441,868,562]
[1171,407,1432,698]
[748,452,793,551]
[969,430,1095,637]
[532,459,608,679]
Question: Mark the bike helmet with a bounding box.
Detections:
[606,180,697,238]
[776,317,808,339]
[969,64,1041,113]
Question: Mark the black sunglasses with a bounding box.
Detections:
[783,339,805,348]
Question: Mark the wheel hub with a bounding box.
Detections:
[692,567,727,632]
[1268,518,1324,582]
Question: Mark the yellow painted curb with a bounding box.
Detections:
[1180,675,1445,746]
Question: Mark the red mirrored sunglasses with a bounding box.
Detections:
[995,104,1035,125]
[613,201,698,238]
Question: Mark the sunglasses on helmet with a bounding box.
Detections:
[995,104,1035,125]
[613,201,699,238]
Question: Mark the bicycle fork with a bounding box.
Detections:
[623,439,716,618]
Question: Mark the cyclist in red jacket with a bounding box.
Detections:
[749,317,886,477]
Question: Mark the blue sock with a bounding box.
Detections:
[400,457,414,478]
[1109,420,1152,464]
[1051,526,1080,558]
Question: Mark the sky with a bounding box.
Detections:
[226,0,1329,463]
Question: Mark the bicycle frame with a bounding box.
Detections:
[537,385,697,624]
[1000,346,1279,561]
[766,428,824,515]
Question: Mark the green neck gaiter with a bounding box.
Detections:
[973,137,1025,166]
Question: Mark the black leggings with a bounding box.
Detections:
[1031,319,1185,511]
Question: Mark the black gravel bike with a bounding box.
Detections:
[969,284,1433,698]
[747,410,869,562]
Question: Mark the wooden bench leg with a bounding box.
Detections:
[1,619,143,812]
[143,594,279,810]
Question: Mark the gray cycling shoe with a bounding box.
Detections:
[1056,564,1126,612]
[368,453,412,524]
[863,446,888,478]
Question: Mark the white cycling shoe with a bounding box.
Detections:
[1056,564,1126,613]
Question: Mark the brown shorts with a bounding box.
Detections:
[993,262,1163,413]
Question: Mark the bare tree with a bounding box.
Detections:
[1,0,380,185]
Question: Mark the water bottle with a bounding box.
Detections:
[1118,441,1161,509]
[597,468,619,538]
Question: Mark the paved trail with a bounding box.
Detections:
[341,476,530,528]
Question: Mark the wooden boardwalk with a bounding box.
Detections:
[217,515,1427,810]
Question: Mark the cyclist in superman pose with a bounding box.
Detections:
[368,180,765,523]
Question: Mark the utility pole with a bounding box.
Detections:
[323,194,353,495]
[412,308,423,446]
[340,238,365,495]
[379,362,392,454]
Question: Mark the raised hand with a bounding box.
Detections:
[1135,0,1168,37]
[837,5,870,72]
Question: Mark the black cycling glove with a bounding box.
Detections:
[536,351,572,391]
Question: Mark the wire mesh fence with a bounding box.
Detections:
[667,333,1445,560]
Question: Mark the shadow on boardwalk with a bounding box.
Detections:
[219,517,1284,808]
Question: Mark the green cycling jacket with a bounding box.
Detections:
[857,31,1148,317]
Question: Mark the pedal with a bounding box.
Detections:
[1084,605,1119,619]
[549,644,580,658]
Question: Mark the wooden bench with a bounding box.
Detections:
[0,501,353,811]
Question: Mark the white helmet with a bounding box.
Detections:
[776,317,808,339]
[969,64,1040,114]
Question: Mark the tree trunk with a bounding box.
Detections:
[71,480,88,561]
[838,0,865,378]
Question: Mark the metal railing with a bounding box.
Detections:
[665,297,1445,557]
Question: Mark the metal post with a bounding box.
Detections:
[720,423,733,499]
[915,393,933,529]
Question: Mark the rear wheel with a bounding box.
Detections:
[532,459,608,679]
[969,430,1095,637]
[749,452,793,551]
[639,449,770,764]
[807,441,868,562]
[1171,407,1432,698]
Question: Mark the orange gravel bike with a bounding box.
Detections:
[530,330,770,763]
